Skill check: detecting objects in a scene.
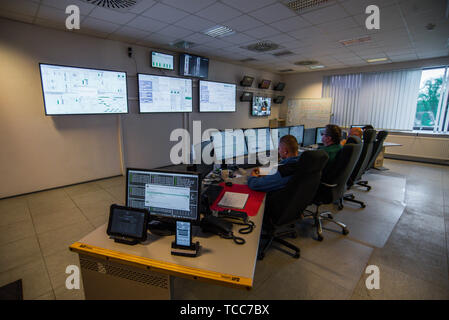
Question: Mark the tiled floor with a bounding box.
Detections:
[0,159,448,300]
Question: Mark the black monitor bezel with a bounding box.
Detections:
[198,79,237,113]
[178,53,209,79]
[151,51,175,71]
[107,204,150,243]
[315,127,326,145]
[137,73,193,113]
[273,82,285,91]
[126,168,201,225]
[240,91,253,102]
[273,95,285,104]
[287,125,305,145]
[210,128,249,161]
[39,62,129,116]
[302,127,317,147]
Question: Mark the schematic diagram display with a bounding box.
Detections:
[39,64,128,115]
[127,169,199,221]
[138,74,192,113]
[199,80,236,112]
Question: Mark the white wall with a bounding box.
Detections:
[0,18,282,198]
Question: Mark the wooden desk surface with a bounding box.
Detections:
[70,170,264,290]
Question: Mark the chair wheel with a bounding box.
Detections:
[317,234,323,241]
[367,187,372,191]
[294,253,300,259]
[337,204,343,210]
[327,213,333,219]
[361,204,366,208]
[342,228,349,235]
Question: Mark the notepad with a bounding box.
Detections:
[218,192,249,209]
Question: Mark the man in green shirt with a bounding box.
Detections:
[319,124,343,166]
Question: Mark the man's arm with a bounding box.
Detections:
[247,172,290,192]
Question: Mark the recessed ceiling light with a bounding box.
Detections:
[203,25,235,38]
[309,65,326,69]
[366,57,389,63]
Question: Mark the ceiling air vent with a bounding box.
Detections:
[285,0,330,12]
[294,60,319,66]
[81,0,138,9]
[240,58,257,63]
[272,50,294,57]
[242,41,281,53]
[279,69,294,72]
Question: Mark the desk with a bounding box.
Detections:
[69,168,265,300]
[374,142,402,170]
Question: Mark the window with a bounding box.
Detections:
[413,67,448,132]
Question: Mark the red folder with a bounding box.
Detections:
[209,183,265,217]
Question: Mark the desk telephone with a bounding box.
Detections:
[200,215,245,245]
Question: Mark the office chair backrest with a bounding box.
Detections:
[347,129,376,186]
[318,143,362,203]
[345,136,361,145]
[265,150,329,226]
[365,130,389,172]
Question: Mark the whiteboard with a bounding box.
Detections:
[287,98,332,128]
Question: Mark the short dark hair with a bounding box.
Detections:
[279,135,299,154]
[324,124,342,145]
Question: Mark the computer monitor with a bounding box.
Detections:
[271,127,289,149]
[289,125,304,145]
[302,128,316,147]
[191,140,213,164]
[199,80,236,112]
[126,168,200,223]
[39,63,128,115]
[245,127,274,154]
[151,51,174,70]
[137,74,192,113]
[179,53,209,78]
[240,92,253,102]
[211,129,247,162]
[252,96,271,116]
[240,76,254,87]
[258,79,271,89]
[315,127,326,144]
[350,125,367,129]
[273,82,285,91]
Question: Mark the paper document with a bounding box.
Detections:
[258,165,278,176]
[218,192,249,209]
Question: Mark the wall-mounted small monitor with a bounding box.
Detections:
[258,79,271,89]
[138,73,192,113]
[240,76,254,87]
[240,91,253,102]
[151,51,174,70]
[252,96,271,116]
[199,80,236,112]
[273,82,285,91]
[39,63,128,115]
[273,96,285,104]
[179,53,209,78]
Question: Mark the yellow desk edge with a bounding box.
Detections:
[69,242,253,290]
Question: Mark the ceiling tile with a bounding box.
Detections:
[82,17,121,34]
[88,7,136,24]
[264,33,297,45]
[202,38,231,49]
[174,14,215,32]
[224,0,277,13]
[244,25,281,39]
[161,0,217,14]
[156,25,194,39]
[301,4,349,24]
[196,2,242,23]
[109,26,149,41]
[183,32,216,45]
[317,17,359,32]
[37,5,69,24]
[248,3,296,24]
[142,3,189,24]
[42,0,96,13]
[223,14,265,32]
[0,0,39,16]
[143,32,179,45]
[220,32,255,45]
[127,0,157,14]
[269,15,311,33]
[126,16,168,33]
[339,0,396,16]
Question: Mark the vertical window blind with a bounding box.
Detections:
[323,69,422,130]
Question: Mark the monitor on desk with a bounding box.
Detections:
[126,169,200,224]
[289,125,304,146]
[211,129,247,162]
[245,127,275,154]
[350,125,367,129]
[302,128,317,147]
[315,127,326,145]
[271,127,289,148]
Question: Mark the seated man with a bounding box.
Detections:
[319,124,343,166]
[247,135,301,192]
[341,127,362,145]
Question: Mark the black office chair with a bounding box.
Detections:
[258,150,329,260]
[365,131,389,172]
[343,129,376,207]
[304,143,362,241]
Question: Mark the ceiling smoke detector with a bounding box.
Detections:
[285,0,330,12]
[81,0,138,9]
[242,41,281,53]
[294,60,319,66]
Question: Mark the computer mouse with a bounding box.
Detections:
[225,181,233,187]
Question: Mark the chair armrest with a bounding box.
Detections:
[321,182,337,188]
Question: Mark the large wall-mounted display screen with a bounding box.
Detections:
[138,74,192,113]
[179,53,209,78]
[199,80,236,112]
[39,64,128,115]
